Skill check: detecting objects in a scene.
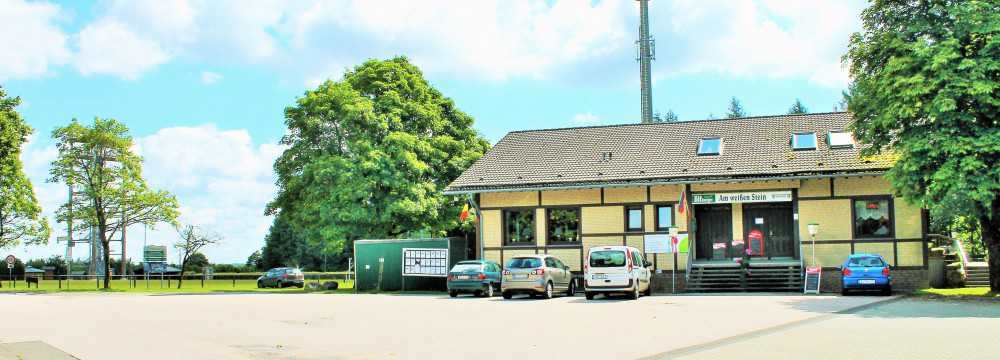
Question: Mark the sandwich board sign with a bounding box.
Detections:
[804,266,822,294]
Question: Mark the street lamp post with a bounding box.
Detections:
[807,223,820,267]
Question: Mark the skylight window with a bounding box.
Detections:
[828,131,854,148]
[697,138,722,155]
[791,132,817,150]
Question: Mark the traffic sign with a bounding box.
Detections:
[4,255,15,266]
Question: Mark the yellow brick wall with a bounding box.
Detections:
[894,198,923,239]
[481,191,537,207]
[484,250,502,266]
[799,178,831,198]
[644,205,655,232]
[604,186,647,203]
[582,206,624,234]
[834,176,890,196]
[731,204,744,244]
[654,253,688,272]
[897,242,924,266]
[802,243,851,267]
[541,188,601,206]
[582,236,623,250]
[626,235,644,252]
[798,199,852,240]
[535,208,546,246]
[547,248,582,271]
[504,249,537,260]
[676,207,689,232]
[650,184,684,202]
[855,242,895,265]
[691,180,799,192]
[481,210,502,247]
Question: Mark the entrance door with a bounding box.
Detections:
[695,204,733,260]
[742,202,795,258]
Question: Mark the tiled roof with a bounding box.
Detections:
[444,112,893,193]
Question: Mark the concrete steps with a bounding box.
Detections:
[966,264,990,287]
[687,263,802,292]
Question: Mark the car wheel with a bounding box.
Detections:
[485,283,494,297]
[543,282,554,299]
[449,291,458,298]
[642,282,652,297]
[257,281,263,289]
[585,292,595,300]
[841,288,849,296]
[502,291,513,300]
[630,284,640,300]
[882,286,892,296]
[566,280,575,297]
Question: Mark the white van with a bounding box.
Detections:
[584,246,652,300]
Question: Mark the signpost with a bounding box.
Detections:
[6,255,16,288]
[643,230,688,294]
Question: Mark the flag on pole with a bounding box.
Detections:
[459,203,471,222]
[677,191,686,214]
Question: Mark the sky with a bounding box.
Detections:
[2,0,867,264]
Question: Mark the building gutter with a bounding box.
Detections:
[442,171,887,195]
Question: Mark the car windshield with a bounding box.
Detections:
[507,258,542,269]
[590,251,627,267]
[451,263,482,272]
[848,256,885,267]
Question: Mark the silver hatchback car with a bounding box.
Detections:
[501,255,575,299]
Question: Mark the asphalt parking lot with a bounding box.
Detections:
[0,292,905,359]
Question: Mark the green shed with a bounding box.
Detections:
[353,237,467,292]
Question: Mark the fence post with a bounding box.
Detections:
[232,277,236,288]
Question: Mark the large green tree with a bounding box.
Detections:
[266,57,490,255]
[845,0,1000,290]
[49,118,180,288]
[0,87,50,249]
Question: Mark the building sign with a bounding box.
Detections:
[143,245,167,263]
[644,234,689,254]
[692,190,792,204]
[402,248,449,277]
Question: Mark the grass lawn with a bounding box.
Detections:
[914,287,999,300]
[0,278,354,294]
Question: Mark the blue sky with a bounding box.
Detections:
[3,0,865,264]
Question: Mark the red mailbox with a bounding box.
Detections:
[747,229,765,257]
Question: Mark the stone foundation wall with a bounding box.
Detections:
[650,272,686,293]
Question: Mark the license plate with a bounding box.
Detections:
[458,275,470,280]
[859,279,876,285]
[513,274,528,280]
[593,274,607,279]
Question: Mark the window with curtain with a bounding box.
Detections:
[853,198,891,238]
[547,208,580,243]
[504,210,535,245]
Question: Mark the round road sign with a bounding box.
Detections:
[4,255,15,266]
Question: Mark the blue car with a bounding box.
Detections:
[840,253,892,296]
[447,260,502,297]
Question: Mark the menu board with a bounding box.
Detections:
[804,266,822,294]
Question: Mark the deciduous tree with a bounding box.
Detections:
[845,0,1000,290]
[266,57,490,256]
[49,118,179,288]
[174,225,220,289]
[0,87,49,249]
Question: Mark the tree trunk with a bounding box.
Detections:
[101,236,111,289]
[983,193,1000,292]
[177,258,187,289]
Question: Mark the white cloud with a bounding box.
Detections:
[0,0,71,80]
[200,71,222,85]
[17,124,285,264]
[75,20,171,80]
[570,113,602,126]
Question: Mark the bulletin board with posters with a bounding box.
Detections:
[401,248,449,277]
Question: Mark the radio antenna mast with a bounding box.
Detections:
[636,0,655,123]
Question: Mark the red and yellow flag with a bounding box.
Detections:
[459,203,471,221]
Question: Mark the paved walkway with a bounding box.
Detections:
[0,341,79,360]
[655,298,1000,360]
[0,292,892,359]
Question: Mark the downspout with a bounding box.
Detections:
[466,194,483,260]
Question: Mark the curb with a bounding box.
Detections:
[637,295,904,360]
